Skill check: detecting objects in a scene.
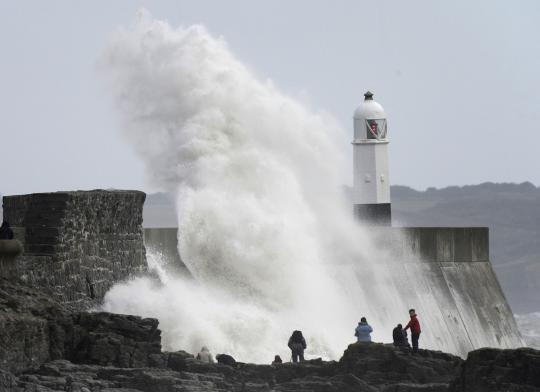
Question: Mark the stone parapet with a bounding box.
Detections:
[372,227,490,263]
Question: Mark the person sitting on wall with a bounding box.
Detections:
[271,355,283,365]
[0,221,14,240]
[288,330,307,363]
[355,317,373,342]
[392,324,410,347]
[404,309,421,353]
[216,353,237,367]
[195,346,214,363]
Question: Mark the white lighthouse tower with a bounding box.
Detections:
[352,91,391,225]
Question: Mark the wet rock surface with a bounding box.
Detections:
[5,345,539,392]
[1,278,539,391]
[0,278,161,375]
[449,347,540,392]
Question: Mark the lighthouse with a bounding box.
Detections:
[352,91,391,225]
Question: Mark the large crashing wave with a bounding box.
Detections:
[100,10,408,362]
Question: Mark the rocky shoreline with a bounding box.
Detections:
[1,278,539,392]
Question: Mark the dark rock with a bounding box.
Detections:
[148,353,168,369]
[0,278,64,374]
[3,342,540,392]
[381,383,450,392]
[166,350,194,372]
[275,374,378,392]
[340,342,462,387]
[0,278,162,375]
[0,369,19,392]
[69,312,161,368]
[450,347,540,392]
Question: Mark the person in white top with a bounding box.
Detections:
[195,346,214,363]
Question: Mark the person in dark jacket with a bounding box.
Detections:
[216,353,236,367]
[0,221,14,240]
[288,330,307,363]
[404,309,421,352]
[271,355,283,365]
[392,324,409,347]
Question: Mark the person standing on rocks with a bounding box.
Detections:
[354,317,373,342]
[195,346,215,363]
[288,330,307,363]
[404,309,421,352]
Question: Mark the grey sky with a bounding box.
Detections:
[1,0,539,195]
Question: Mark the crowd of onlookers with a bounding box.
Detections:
[195,309,422,366]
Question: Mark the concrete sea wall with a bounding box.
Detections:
[2,190,148,309]
[144,228,189,275]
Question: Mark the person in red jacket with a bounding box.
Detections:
[404,308,421,352]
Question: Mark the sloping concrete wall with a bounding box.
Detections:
[335,227,523,356]
[333,260,523,357]
[144,228,189,275]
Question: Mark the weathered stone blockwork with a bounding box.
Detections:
[2,190,148,309]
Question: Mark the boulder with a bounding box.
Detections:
[339,342,462,387]
[450,347,540,392]
[0,278,162,374]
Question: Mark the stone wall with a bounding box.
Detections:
[2,190,148,309]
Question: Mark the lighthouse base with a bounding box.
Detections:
[354,203,392,226]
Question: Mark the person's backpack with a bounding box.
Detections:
[291,330,303,343]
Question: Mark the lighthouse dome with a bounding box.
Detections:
[353,91,386,120]
[353,91,388,140]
